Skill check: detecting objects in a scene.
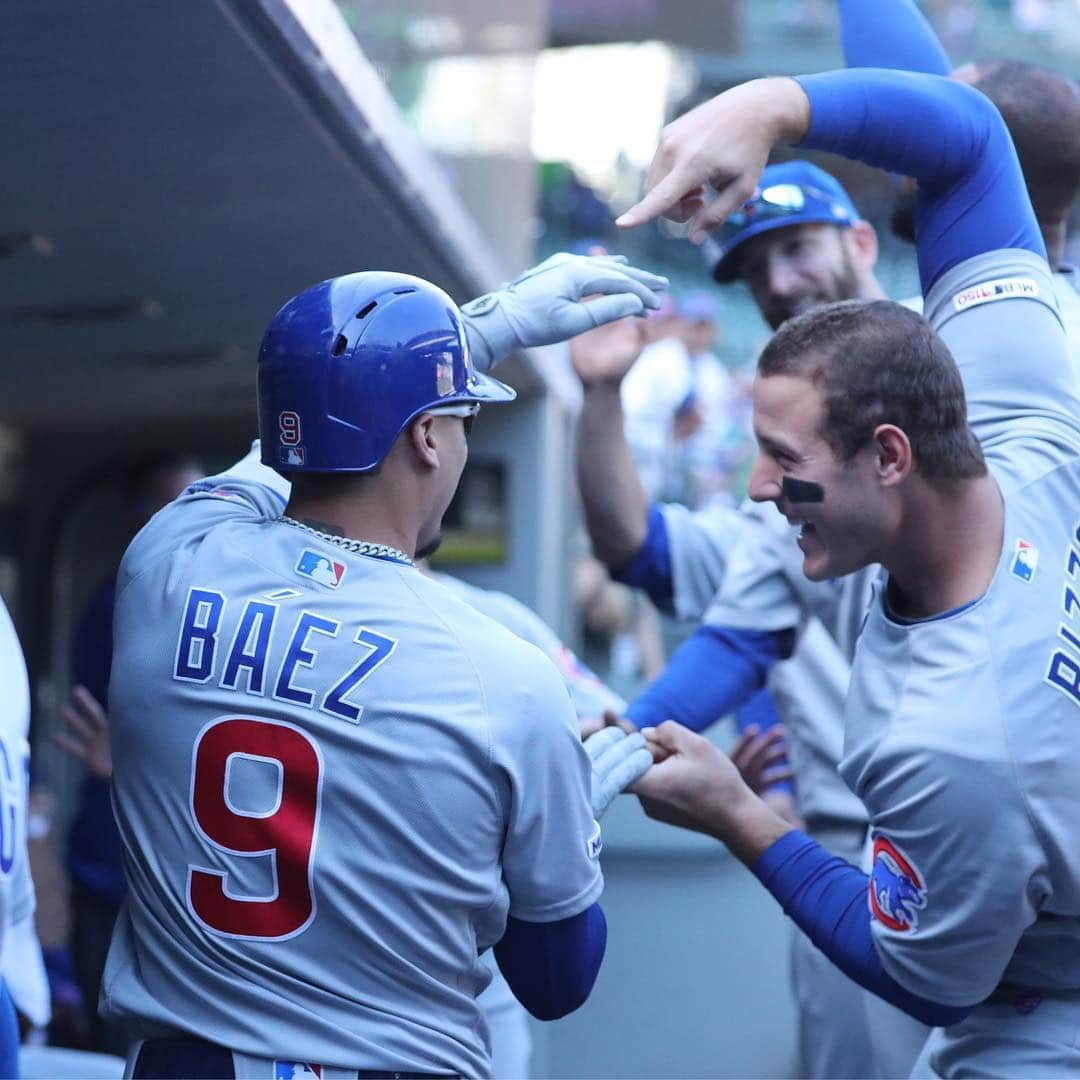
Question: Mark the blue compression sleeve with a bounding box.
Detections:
[494,903,607,1021]
[611,503,674,612]
[625,625,793,730]
[795,69,1044,292]
[838,0,950,75]
[753,831,973,1027]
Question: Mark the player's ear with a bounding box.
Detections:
[873,424,911,488]
[408,414,441,470]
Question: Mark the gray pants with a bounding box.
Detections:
[910,991,1080,1078]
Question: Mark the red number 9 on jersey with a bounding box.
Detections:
[188,717,322,940]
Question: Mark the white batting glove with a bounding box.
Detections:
[586,726,654,820]
[461,253,669,372]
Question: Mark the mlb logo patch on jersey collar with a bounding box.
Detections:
[295,549,346,588]
[1010,538,1039,583]
[952,276,1040,313]
[869,835,927,933]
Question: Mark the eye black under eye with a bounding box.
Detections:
[463,416,474,436]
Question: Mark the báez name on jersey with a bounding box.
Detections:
[172,586,396,723]
[951,276,1040,312]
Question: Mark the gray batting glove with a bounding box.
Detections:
[586,726,654,820]
[461,253,669,372]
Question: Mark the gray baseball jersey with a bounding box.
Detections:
[0,599,33,956]
[432,570,624,1061]
[433,573,626,720]
[101,447,602,1078]
[845,250,1080,1072]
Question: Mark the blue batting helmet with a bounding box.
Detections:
[703,161,859,283]
[258,272,515,472]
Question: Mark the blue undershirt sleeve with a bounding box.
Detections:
[610,503,674,612]
[752,831,974,1027]
[794,69,1044,293]
[494,903,607,1021]
[624,625,794,730]
[838,0,951,75]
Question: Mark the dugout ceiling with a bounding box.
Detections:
[0,0,514,427]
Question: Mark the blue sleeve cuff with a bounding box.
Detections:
[752,832,973,1028]
[494,903,606,1021]
[625,624,792,731]
[611,504,674,613]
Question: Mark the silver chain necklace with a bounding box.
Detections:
[277,515,414,566]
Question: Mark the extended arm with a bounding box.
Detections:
[838,0,950,75]
[577,379,652,569]
[619,69,1043,292]
[495,903,607,1020]
[625,625,792,729]
[797,69,1043,290]
[633,725,973,1028]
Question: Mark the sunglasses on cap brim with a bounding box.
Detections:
[712,182,853,245]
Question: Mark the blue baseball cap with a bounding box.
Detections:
[703,161,860,283]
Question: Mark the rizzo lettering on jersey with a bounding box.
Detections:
[173,587,397,723]
[1046,521,1080,708]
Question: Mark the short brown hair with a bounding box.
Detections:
[758,300,986,484]
[971,61,1080,222]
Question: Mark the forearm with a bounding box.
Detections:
[697,784,793,867]
[626,625,792,730]
[753,832,974,1027]
[576,384,650,567]
[838,0,950,75]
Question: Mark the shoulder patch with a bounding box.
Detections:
[952,276,1040,313]
[869,834,927,932]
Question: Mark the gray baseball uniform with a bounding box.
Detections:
[849,249,1080,1076]
[102,447,602,1078]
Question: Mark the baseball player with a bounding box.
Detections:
[619,59,1080,1077]
[101,254,661,1078]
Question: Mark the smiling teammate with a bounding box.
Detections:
[618,62,1080,1076]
